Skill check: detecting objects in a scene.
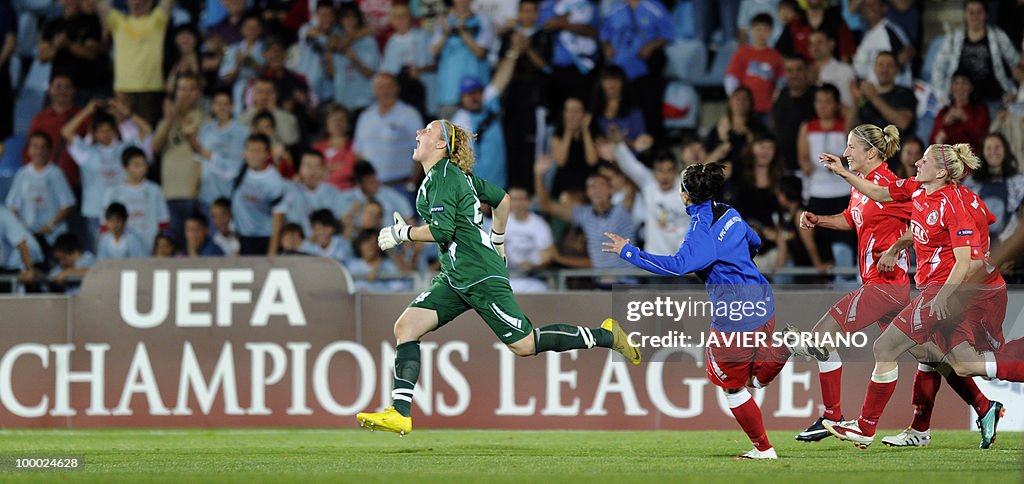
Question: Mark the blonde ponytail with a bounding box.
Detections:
[880,125,901,160]
[853,123,901,160]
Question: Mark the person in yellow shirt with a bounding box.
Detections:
[99,0,175,126]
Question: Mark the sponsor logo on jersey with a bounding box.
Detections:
[911,220,929,244]
[895,179,906,187]
[430,206,445,212]
[851,207,863,227]
[957,229,974,236]
[926,210,939,225]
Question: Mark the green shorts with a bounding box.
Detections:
[409,275,534,345]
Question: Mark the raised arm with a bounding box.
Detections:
[62,100,99,142]
[819,153,894,202]
[613,140,655,188]
[533,154,575,222]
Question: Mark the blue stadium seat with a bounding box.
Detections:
[694,40,737,88]
[665,40,708,83]
[0,134,26,202]
[920,34,946,84]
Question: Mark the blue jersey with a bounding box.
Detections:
[68,136,131,218]
[5,163,76,244]
[300,235,353,264]
[102,181,170,251]
[432,13,494,106]
[286,181,347,235]
[97,230,150,259]
[231,166,289,237]
[618,200,774,332]
[331,35,380,111]
[600,0,674,80]
[0,207,43,270]
[452,86,506,188]
[198,152,245,206]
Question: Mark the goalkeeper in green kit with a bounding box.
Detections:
[356,120,641,435]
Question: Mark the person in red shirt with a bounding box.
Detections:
[928,71,990,153]
[24,74,85,189]
[313,104,357,190]
[817,142,986,448]
[725,13,784,116]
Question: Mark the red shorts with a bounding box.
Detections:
[962,283,1008,353]
[705,317,779,390]
[892,285,976,354]
[828,284,911,333]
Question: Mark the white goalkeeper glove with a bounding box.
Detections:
[491,231,506,266]
[378,212,411,251]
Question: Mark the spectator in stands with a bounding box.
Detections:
[965,133,1024,240]
[152,231,178,257]
[210,197,240,256]
[777,0,855,63]
[327,4,379,112]
[101,146,170,252]
[930,0,1020,113]
[549,97,598,198]
[504,185,553,292]
[592,65,649,151]
[164,24,202,97]
[250,110,295,179]
[538,0,600,114]
[343,198,385,240]
[64,102,150,253]
[7,131,75,254]
[431,0,496,114]
[0,206,44,284]
[451,45,519,188]
[597,160,645,225]
[206,0,246,44]
[534,154,637,269]
[314,105,357,190]
[48,233,94,293]
[196,89,249,200]
[261,38,314,137]
[852,51,916,133]
[153,73,206,239]
[242,78,301,147]
[693,0,739,45]
[278,223,305,255]
[772,55,816,171]
[798,84,854,269]
[183,213,224,256]
[609,129,688,256]
[851,0,913,88]
[0,1,14,140]
[726,13,784,119]
[775,175,829,282]
[599,0,673,142]
[705,86,763,176]
[500,0,552,190]
[220,13,265,116]
[338,160,414,228]
[301,208,353,263]
[734,133,782,238]
[347,228,410,292]
[886,0,920,54]
[737,0,781,46]
[808,29,856,110]
[929,71,990,152]
[294,1,341,105]
[99,0,173,127]
[353,73,423,185]
[25,75,83,191]
[221,134,288,255]
[893,134,923,179]
[285,150,346,235]
[96,202,148,259]
[379,2,432,114]
[38,0,108,102]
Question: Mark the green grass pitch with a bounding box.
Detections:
[0,428,1019,483]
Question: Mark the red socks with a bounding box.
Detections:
[945,373,990,416]
[857,368,898,436]
[910,365,940,432]
[726,389,772,451]
[818,355,843,421]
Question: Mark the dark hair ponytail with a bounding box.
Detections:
[682,163,725,205]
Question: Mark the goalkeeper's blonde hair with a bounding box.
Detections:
[439,120,477,174]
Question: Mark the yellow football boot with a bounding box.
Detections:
[357,406,412,436]
[601,318,641,365]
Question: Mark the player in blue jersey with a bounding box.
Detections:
[604,162,793,459]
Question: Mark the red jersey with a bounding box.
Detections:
[957,185,1005,285]
[888,178,976,287]
[841,164,913,284]
[726,45,784,113]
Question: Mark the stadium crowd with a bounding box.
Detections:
[0,0,1022,293]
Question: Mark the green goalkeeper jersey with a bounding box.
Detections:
[418,158,508,290]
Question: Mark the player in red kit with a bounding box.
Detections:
[817,143,983,448]
[790,124,914,442]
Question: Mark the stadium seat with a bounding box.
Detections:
[665,40,708,83]
[0,134,26,201]
[920,34,946,84]
[663,81,700,130]
[694,40,737,88]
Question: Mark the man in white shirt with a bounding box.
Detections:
[612,141,689,256]
[810,29,856,110]
[504,186,552,292]
[851,0,913,87]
